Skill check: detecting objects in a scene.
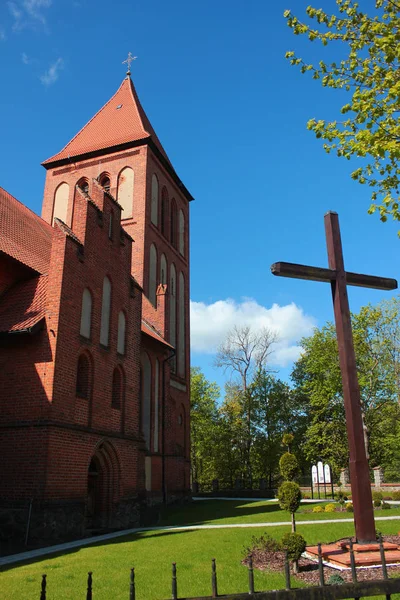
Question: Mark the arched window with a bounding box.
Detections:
[154,359,159,452]
[151,174,159,226]
[178,272,185,376]
[117,311,126,355]
[80,288,92,339]
[117,166,134,219]
[149,244,157,306]
[100,276,111,347]
[76,354,90,398]
[169,264,177,373]
[53,182,69,225]
[112,367,124,409]
[179,209,185,256]
[141,353,152,449]
[77,178,89,194]
[170,199,177,248]
[160,254,167,286]
[161,187,169,238]
[99,173,111,192]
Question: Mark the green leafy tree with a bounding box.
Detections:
[278,481,302,533]
[292,297,400,477]
[190,367,221,486]
[284,1,400,227]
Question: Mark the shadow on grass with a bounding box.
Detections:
[158,500,283,526]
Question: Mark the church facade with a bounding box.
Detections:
[0,73,191,547]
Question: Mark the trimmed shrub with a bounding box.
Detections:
[374,499,382,508]
[313,505,324,513]
[279,452,299,481]
[382,501,391,510]
[278,481,302,514]
[372,491,383,502]
[346,503,354,512]
[243,533,281,556]
[281,532,306,562]
[392,491,400,501]
[324,503,336,513]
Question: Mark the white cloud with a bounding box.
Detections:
[0,28,6,41]
[40,57,63,86]
[8,0,51,31]
[21,52,30,64]
[190,297,316,368]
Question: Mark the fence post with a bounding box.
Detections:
[284,551,291,590]
[172,562,178,600]
[86,571,93,600]
[130,567,135,600]
[379,535,389,581]
[211,558,218,598]
[248,554,255,594]
[40,574,46,600]
[317,543,325,587]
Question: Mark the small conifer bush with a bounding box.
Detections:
[381,501,391,510]
[374,499,381,508]
[313,505,324,513]
[392,491,400,501]
[372,491,383,502]
[346,503,354,512]
[324,503,336,513]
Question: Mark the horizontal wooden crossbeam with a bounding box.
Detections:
[271,262,398,291]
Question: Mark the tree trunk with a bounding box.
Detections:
[291,512,296,533]
[293,559,299,574]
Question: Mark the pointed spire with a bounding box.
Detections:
[42,75,171,167]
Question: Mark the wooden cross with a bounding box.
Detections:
[271,211,397,543]
[122,52,137,75]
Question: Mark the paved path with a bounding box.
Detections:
[2,515,400,568]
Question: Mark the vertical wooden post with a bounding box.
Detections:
[325,211,376,543]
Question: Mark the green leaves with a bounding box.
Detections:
[284,0,400,227]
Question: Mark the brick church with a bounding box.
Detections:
[0,69,192,547]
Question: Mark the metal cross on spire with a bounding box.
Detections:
[122,52,137,76]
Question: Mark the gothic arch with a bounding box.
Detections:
[117,166,134,219]
[178,271,185,376]
[53,182,69,225]
[149,244,157,306]
[141,352,152,450]
[178,209,185,256]
[161,187,169,238]
[169,263,177,372]
[86,440,121,529]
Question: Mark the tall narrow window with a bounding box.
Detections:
[178,272,185,376]
[170,199,177,248]
[77,178,89,194]
[141,353,152,449]
[117,311,126,355]
[151,174,159,226]
[117,166,134,219]
[179,209,185,256]
[149,244,157,306]
[53,182,69,225]
[169,264,177,372]
[161,187,169,238]
[154,359,159,452]
[80,288,92,338]
[160,254,167,286]
[76,354,90,398]
[112,367,124,409]
[100,276,111,347]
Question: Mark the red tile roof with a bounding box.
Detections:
[0,187,53,275]
[141,320,174,349]
[43,77,172,166]
[0,275,47,333]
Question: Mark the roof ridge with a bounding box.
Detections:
[127,77,151,138]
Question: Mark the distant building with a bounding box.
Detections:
[0,72,191,547]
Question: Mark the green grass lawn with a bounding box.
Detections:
[2,500,400,600]
[158,499,400,526]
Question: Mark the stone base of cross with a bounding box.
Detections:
[271,211,397,543]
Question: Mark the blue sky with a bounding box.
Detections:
[1,0,398,397]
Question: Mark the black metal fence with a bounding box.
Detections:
[37,537,399,600]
